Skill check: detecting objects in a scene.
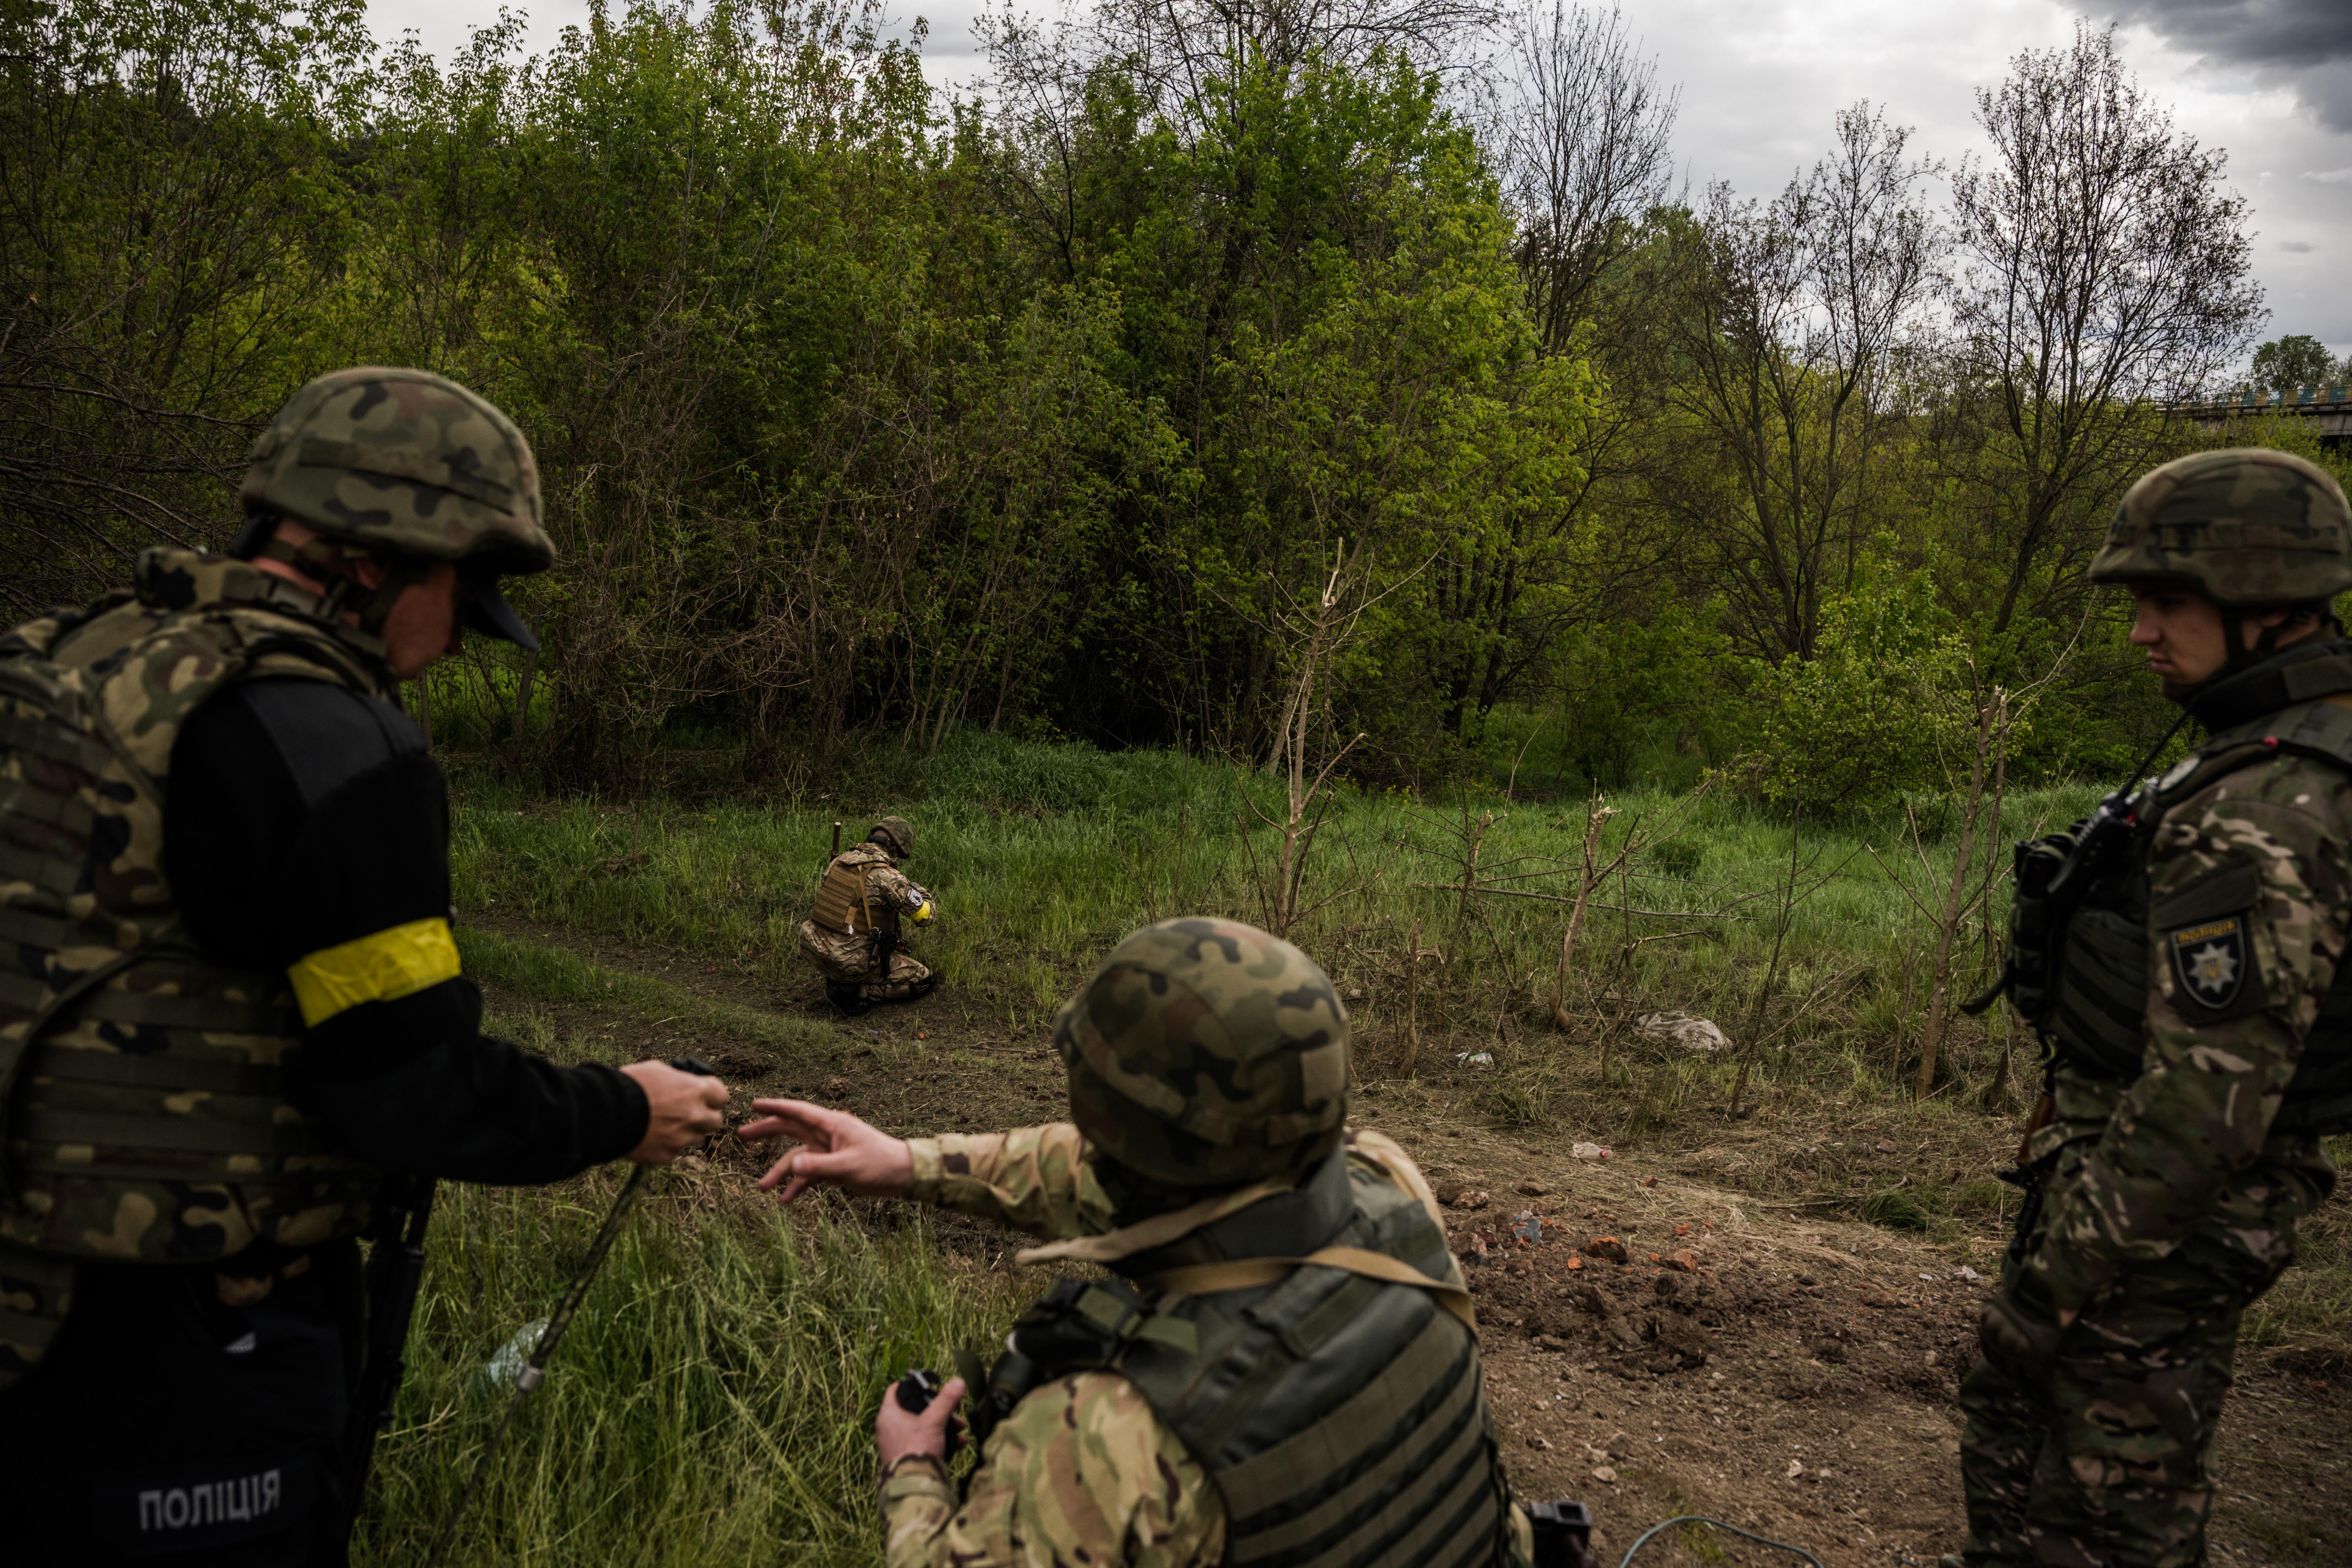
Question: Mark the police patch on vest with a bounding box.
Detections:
[2169,917,2250,1011]
[95,1453,312,1553]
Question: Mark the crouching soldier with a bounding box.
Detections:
[746,917,1534,1568]
[800,816,936,1015]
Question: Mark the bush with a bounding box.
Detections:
[1753,555,1980,815]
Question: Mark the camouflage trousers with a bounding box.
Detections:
[1955,1151,2332,1568]
[796,919,933,1001]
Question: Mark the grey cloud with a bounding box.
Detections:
[2100,2,2351,66]
[2279,239,2317,251]
[2094,2,2352,130]
[2305,168,2352,185]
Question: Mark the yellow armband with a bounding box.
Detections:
[912,898,935,924]
[288,916,462,1026]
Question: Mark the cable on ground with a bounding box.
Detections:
[1619,1513,1827,1568]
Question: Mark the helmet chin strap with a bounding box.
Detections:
[2222,605,2336,670]
[253,535,431,640]
[2169,604,2340,707]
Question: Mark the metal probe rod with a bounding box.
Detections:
[423,1056,717,1566]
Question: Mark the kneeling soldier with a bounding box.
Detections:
[799,816,936,1014]
[747,916,1534,1568]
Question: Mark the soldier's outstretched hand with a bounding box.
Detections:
[743,1098,914,1202]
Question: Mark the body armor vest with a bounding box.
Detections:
[978,1149,1516,1568]
[0,550,390,1275]
[2045,650,2352,1134]
[811,846,896,938]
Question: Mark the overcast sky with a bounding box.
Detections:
[367,0,2352,368]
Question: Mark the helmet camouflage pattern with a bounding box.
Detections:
[1054,917,1350,1188]
[240,367,555,574]
[2087,447,2352,605]
[871,816,915,858]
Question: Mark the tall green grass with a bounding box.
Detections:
[359,1175,1027,1566]
[448,728,2100,1097]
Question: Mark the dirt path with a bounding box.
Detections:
[459,909,2351,1567]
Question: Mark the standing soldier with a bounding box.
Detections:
[1956,448,2352,1568]
[0,367,729,1565]
[799,817,937,1015]
[745,917,1534,1568]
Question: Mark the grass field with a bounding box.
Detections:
[358,1168,1032,1566]
[348,729,2352,1566]
[449,728,2102,1109]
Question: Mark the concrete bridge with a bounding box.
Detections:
[2169,385,2352,446]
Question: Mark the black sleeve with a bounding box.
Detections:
[165,678,648,1181]
[295,980,646,1183]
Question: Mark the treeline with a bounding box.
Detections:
[2,0,2339,802]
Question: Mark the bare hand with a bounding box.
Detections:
[621,1060,731,1164]
[740,1098,913,1202]
[2058,1307,2078,1330]
[877,1375,966,1472]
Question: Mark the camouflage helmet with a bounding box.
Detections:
[240,367,555,577]
[870,816,915,858]
[2087,448,2352,605]
[1054,917,1350,1189]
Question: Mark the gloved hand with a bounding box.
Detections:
[1978,1272,2067,1383]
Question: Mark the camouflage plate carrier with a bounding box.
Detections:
[0,551,393,1385]
[975,1145,1517,1568]
[811,848,897,942]
[2039,637,2352,1131]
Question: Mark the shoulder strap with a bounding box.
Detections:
[2158,693,2352,818]
[1140,1245,1477,1330]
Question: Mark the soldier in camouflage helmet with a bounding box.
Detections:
[0,367,730,1564]
[798,816,939,1014]
[232,364,557,653]
[744,917,1535,1568]
[1954,448,2352,1568]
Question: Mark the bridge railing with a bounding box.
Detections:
[2165,385,2352,417]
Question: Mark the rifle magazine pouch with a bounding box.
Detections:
[2004,831,2079,1026]
[0,1240,77,1390]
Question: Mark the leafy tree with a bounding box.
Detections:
[0,0,374,612]
[2251,334,2336,392]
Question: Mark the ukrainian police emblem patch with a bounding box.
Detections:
[2169,917,2249,1010]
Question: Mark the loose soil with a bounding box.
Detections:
[459,910,2352,1567]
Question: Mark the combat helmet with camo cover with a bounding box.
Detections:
[1053,916,1350,1188]
[235,366,555,648]
[869,816,915,859]
[2087,447,2352,605]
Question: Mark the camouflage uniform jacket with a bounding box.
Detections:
[882,1123,1474,1568]
[2028,727,2352,1313]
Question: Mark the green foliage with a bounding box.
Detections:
[2252,334,2339,392]
[1753,552,1987,814]
[0,0,2316,790]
